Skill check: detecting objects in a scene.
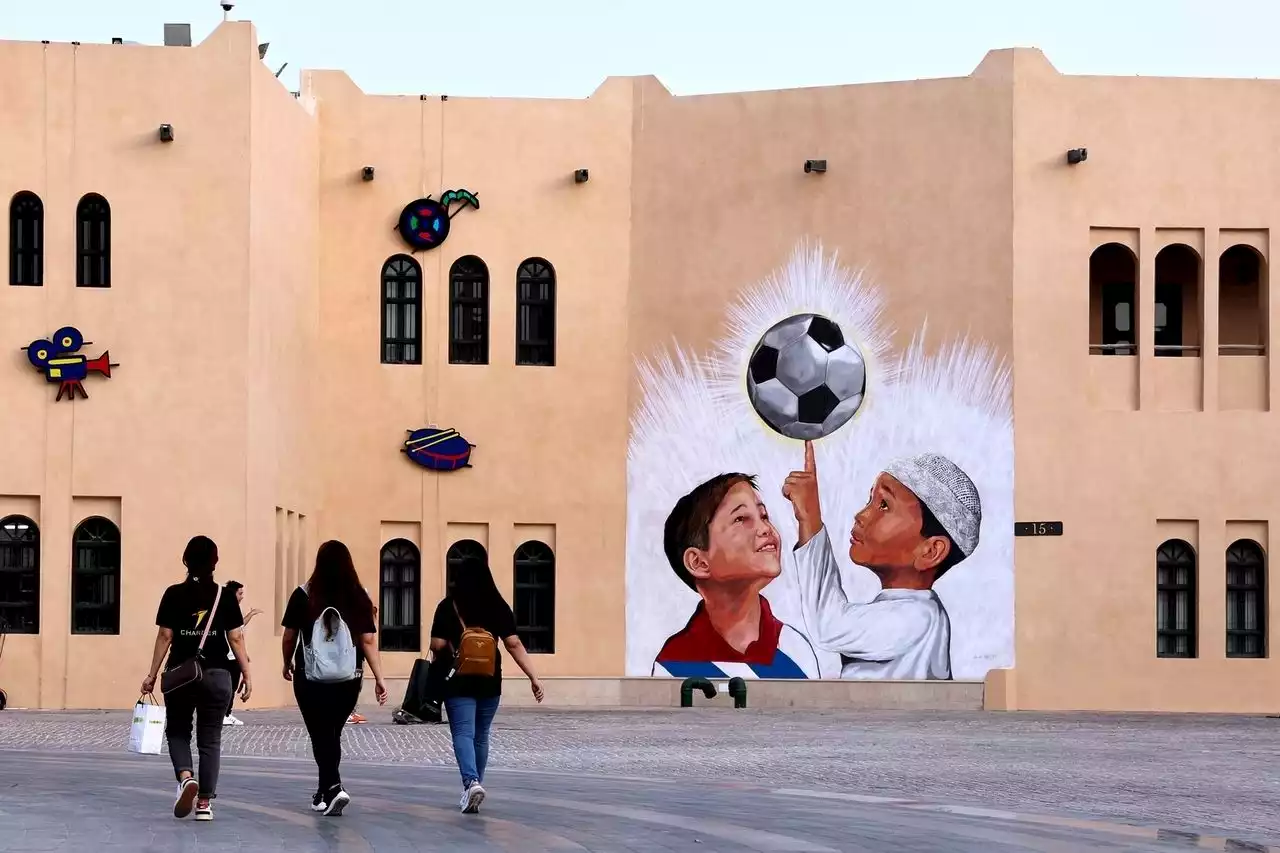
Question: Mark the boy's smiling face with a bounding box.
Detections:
[683,480,782,588]
[850,472,951,582]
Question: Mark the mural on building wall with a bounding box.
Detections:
[402,426,475,471]
[24,326,116,402]
[396,190,480,252]
[626,241,1013,681]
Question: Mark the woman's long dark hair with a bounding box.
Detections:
[306,540,374,630]
[451,553,506,625]
[183,536,218,585]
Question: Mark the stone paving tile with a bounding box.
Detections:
[2,707,1279,846]
[0,749,1245,852]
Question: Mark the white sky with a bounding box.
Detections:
[2,0,1274,98]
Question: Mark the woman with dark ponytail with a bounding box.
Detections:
[429,554,544,814]
[142,536,251,822]
[280,540,387,816]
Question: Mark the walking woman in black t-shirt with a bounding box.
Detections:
[429,554,544,815]
[141,536,251,822]
[281,540,388,816]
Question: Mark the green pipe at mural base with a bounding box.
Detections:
[679,677,716,707]
[678,677,748,708]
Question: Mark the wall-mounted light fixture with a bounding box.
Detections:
[804,159,827,174]
[158,124,175,143]
[1066,148,1088,165]
[258,42,269,60]
[111,38,123,45]
[574,168,589,184]
[362,166,375,182]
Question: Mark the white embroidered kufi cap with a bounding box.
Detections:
[883,452,982,558]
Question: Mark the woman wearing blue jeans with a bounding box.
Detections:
[429,556,544,814]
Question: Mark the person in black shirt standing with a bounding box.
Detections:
[281,540,388,816]
[429,554,544,815]
[221,581,262,727]
[142,536,251,822]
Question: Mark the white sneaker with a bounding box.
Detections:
[223,714,244,726]
[324,788,350,816]
[173,778,198,818]
[460,783,485,814]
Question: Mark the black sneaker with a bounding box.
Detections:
[310,792,327,813]
[323,786,350,816]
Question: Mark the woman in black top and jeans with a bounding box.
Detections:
[281,540,388,816]
[141,536,251,822]
[430,554,544,814]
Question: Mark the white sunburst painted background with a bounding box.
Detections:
[625,240,1015,680]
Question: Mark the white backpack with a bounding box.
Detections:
[300,586,359,682]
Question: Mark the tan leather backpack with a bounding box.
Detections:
[452,601,497,677]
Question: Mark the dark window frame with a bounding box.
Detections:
[516,258,556,367]
[513,540,555,654]
[9,191,44,287]
[445,539,488,598]
[381,254,423,365]
[379,539,421,653]
[71,517,121,635]
[1226,539,1267,659]
[449,255,490,365]
[0,515,41,635]
[76,193,111,288]
[1156,538,1197,658]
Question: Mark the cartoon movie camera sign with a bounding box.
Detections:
[24,326,116,401]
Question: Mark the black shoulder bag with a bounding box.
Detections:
[161,584,223,696]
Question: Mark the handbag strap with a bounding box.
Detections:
[451,599,468,631]
[197,583,224,653]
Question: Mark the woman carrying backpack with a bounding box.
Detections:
[429,554,544,814]
[281,540,388,816]
[141,536,251,822]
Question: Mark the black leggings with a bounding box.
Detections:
[295,678,362,794]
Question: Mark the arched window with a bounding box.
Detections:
[449,255,489,365]
[71,517,121,635]
[1226,539,1266,658]
[1088,243,1136,355]
[76,193,111,288]
[445,539,488,598]
[1218,246,1268,357]
[0,515,40,634]
[1156,539,1197,658]
[381,254,422,364]
[516,258,556,366]
[1153,244,1202,358]
[379,539,421,652]
[513,540,555,654]
[9,191,43,286]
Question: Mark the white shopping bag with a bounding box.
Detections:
[128,694,166,755]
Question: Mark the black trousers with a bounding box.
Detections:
[164,667,233,799]
[294,677,362,793]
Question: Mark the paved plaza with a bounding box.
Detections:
[1,706,1278,851]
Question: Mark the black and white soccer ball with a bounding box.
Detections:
[746,313,867,440]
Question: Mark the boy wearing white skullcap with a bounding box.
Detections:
[782,442,982,680]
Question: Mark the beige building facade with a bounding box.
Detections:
[0,22,1275,713]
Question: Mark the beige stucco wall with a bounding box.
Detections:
[0,23,1276,712]
[1009,49,1280,712]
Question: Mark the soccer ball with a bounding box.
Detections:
[746,313,866,440]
